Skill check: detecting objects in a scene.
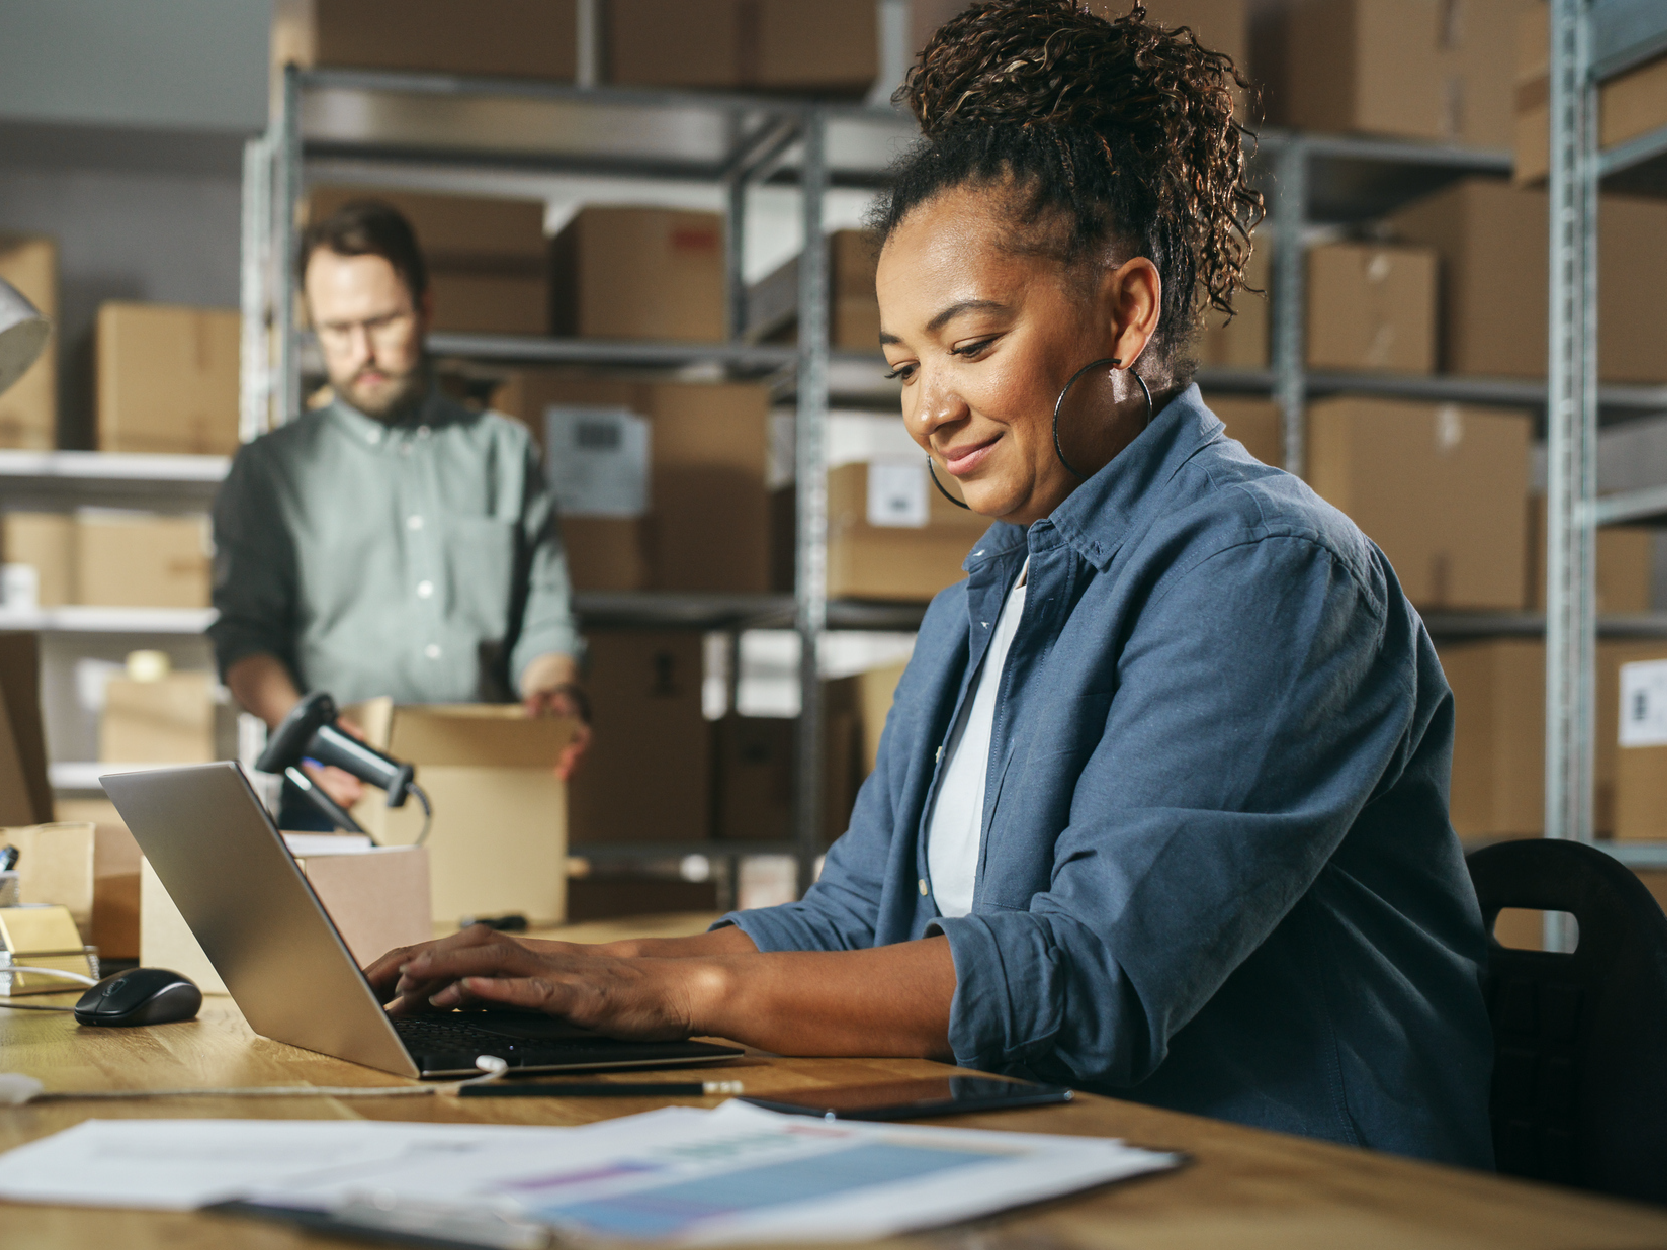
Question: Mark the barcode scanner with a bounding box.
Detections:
[256,691,429,838]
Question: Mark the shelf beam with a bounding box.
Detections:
[1593,484,1667,526]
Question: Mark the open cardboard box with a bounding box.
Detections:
[347,701,577,928]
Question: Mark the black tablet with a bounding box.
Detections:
[741,1075,1073,1121]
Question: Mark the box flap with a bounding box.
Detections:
[388,704,577,769]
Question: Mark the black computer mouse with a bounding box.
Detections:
[73,968,202,1027]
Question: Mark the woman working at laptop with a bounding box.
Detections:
[368,0,1494,1168]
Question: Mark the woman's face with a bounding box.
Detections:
[876,185,1159,526]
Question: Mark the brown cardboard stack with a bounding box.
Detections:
[1,512,75,608]
[1513,3,1667,184]
[307,188,549,336]
[1276,0,1533,148]
[1526,500,1653,614]
[273,0,578,82]
[99,671,226,765]
[1389,178,1667,383]
[1306,242,1438,374]
[1306,398,1532,611]
[713,678,864,843]
[608,0,878,95]
[1439,638,1659,837]
[0,235,57,450]
[550,208,724,343]
[96,303,240,455]
[349,701,575,925]
[776,462,992,603]
[494,373,772,593]
[1,822,95,937]
[1206,395,1283,466]
[1195,245,1269,371]
[1613,646,1667,840]
[567,631,710,844]
[53,798,142,960]
[752,231,884,350]
[77,513,212,609]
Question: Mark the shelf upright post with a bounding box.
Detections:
[274,64,303,429]
[576,0,601,90]
[1269,138,1309,476]
[1544,0,1599,952]
[724,124,751,343]
[240,131,274,444]
[793,108,832,897]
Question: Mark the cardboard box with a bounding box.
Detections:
[56,798,142,961]
[274,0,578,82]
[775,462,991,603]
[1441,638,1659,837]
[0,822,95,938]
[99,672,224,765]
[567,631,710,844]
[1307,398,1531,611]
[76,512,212,609]
[714,679,863,843]
[1277,0,1532,147]
[1195,243,1269,370]
[750,230,883,350]
[1,512,75,608]
[608,0,878,95]
[1613,647,1667,840]
[0,633,52,827]
[1512,4,1667,184]
[494,373,773,593]
[96,303,240,455]
[1527,499,1654,614]
[349,702,574,925]
[1205,395,1283,466]
[1306,243,1438,374]
[1389,179,1667,383]
[0,235,57,450]
[550,208,724,343]
[306,188,550,337]
[141,840,432,992]
[559,517,653,592]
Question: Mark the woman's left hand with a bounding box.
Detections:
[385,924,706,1041]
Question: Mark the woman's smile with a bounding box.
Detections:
[940,431,1003,476]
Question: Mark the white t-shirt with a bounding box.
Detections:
[926,562,1029,918]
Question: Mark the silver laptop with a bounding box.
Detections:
[103,762,741,1078]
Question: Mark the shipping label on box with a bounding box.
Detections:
[546,405,651,517]
[866,461,930,529]
[1620,660,1667,747]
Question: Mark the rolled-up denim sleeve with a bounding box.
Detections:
[208,444,299,683]
[934,535,1411,1086]
[509,441,583,685]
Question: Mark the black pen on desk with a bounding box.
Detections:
[459,1079,744,1099]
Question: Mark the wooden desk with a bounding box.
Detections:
[5,914,1667,1250]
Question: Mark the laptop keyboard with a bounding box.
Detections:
[389,1012,742,1074]
[391,1014,556,1057]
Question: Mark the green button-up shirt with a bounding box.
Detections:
[209,389,580,706]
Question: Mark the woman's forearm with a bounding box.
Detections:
[685,937,957,1059]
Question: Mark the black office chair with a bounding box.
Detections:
[1467,839,1667,1205]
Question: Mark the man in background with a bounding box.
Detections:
[210,200,589,815]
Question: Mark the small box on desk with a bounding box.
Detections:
[142,836,432,992]
[96,302,240,455]
[348,702,574,926]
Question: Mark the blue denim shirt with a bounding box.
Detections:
[724,386,1495,1168]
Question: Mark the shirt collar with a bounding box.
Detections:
[323,377,471,442]
[963,383,1224,575]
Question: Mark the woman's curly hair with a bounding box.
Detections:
[871,0,1263,378]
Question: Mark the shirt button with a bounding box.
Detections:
[407,515,424,531]
[400,443,413,457]
[417,425,431,438]
[365,429,382,445]
[919,878,928,896]
[416,580,434,599]
[424,643,441,660]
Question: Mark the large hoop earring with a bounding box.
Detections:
[926,455,970,510]
[1051,357,1155,480]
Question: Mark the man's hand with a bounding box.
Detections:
[301,713,367,808]
[365,924,705,1041]
[519,652,591,781]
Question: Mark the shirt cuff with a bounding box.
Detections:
[710,905,836,954]
[931,912,1066,1072]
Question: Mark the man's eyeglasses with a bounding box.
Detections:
[314,308,416,351]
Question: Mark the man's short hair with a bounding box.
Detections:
[297,199,428,301]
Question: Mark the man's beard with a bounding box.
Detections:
[336,361,427,422]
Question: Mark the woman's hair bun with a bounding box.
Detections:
[878,0,1263,375]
